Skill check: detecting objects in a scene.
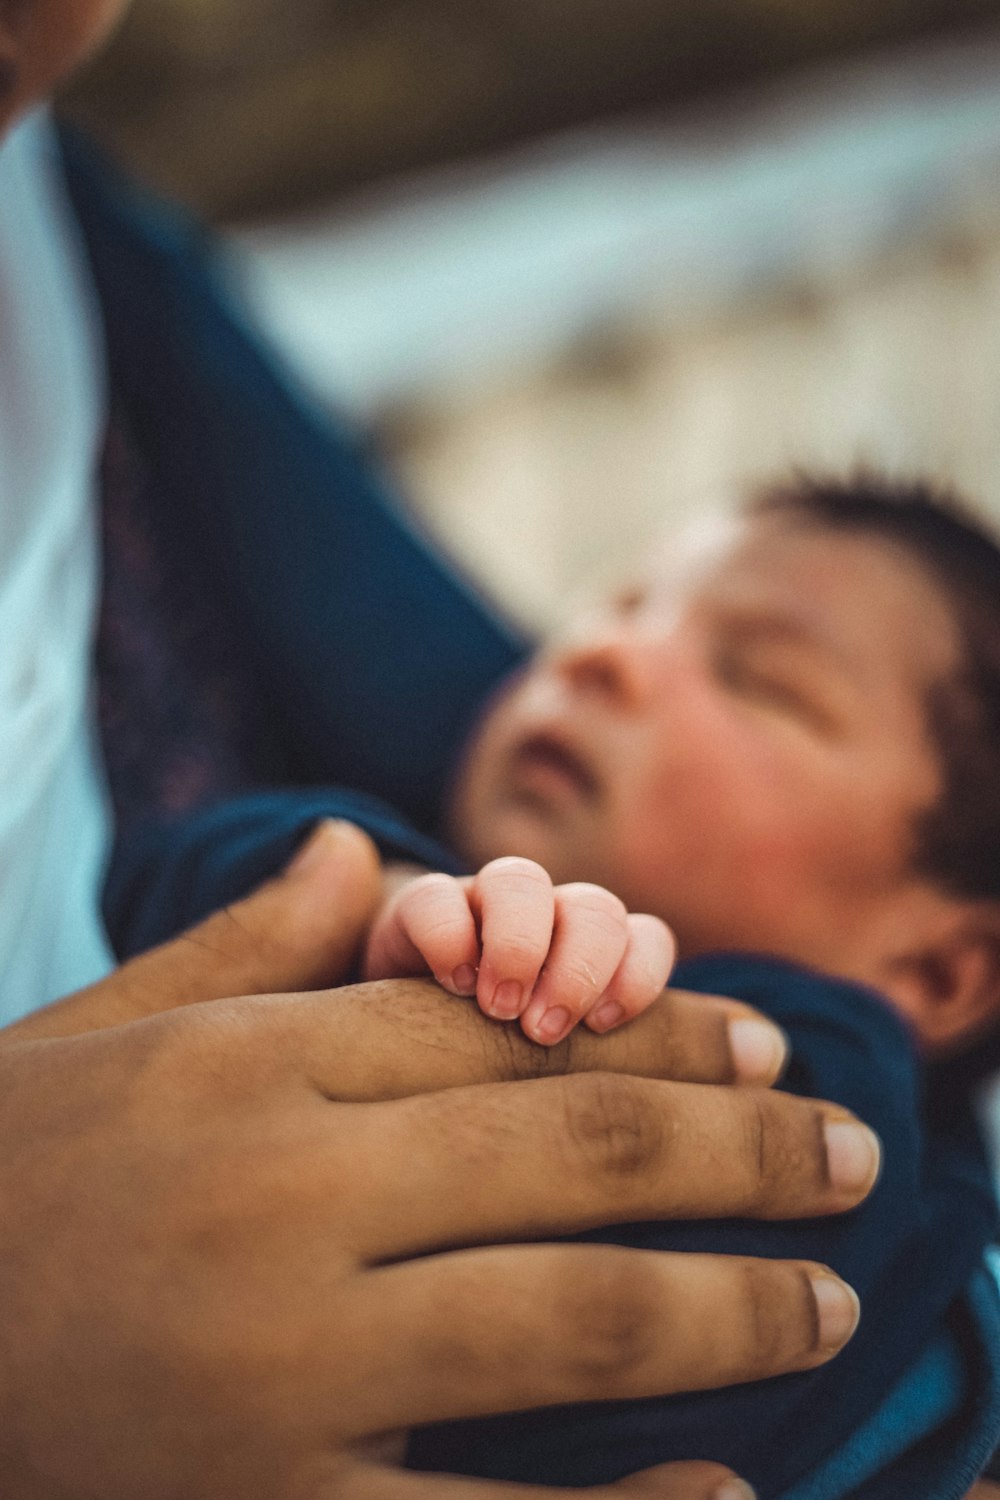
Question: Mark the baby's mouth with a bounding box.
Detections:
[509,732,600,804]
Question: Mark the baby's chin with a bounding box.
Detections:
[450,798,593,889]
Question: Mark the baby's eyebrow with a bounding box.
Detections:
[714,608,861,678]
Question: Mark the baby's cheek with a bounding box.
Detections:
[602,771,788,939]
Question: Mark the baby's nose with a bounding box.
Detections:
[553,627,656,708]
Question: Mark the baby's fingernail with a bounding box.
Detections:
[488,980,523,1019]
[533,1006,571,1043]
[714,1481,757,1500]
[811,1272,861,1351]
[823,1121,881,1196]
[728,1017,789,1082]
[589,999,625,1032]
[451,964,478,996]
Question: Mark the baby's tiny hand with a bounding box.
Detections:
[363,856,675,1045]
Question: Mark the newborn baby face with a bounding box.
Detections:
[448,511,961,988]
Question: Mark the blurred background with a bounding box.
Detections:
[66,0,1000,628]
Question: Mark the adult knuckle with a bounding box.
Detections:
[752,1094,828,1212]
[733,1090,803,1211]
[559,1253,661,1392]
[739,1092,771,1204]
[561,1072,665,1182]
[730,1258,819,1373]
[732,1257,790,1370]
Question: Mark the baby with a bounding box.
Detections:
[361,472,1000,1498]
[365,473,1000,1071]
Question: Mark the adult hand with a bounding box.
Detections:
[0,822,877,1500]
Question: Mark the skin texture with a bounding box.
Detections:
[449,513,1000,1049]
[364,856,677,1045]
[0,822,877,1500]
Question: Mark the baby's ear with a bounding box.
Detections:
[883,913,1000,1054]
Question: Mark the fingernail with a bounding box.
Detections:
[728,1017,789,1082]
[714,1481,757,1500]
[286,820,347,876]
[534,1006,571,1043]
[451,964,478,996]
[589,999,625,1032]
[489,980,523,1019]
[811,1273,861,1351]
[824,1121,881,1195]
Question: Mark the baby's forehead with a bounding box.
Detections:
[607,507,960,681]
[617,506,807,603]
[642,508,748,590]
[627,507,932,604]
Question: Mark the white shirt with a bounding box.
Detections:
[0,109,114,1022]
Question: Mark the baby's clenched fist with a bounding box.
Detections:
[363,855,676,1045]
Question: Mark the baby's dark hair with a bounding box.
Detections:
[750,472,1000,906]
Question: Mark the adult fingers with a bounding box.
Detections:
[471,857,555,1021]
[338,1073,881,1260]
[248,978,789,1101]
[580,987,788,1086]
[587,913,677,1033]
[340,1245,858,1431]
[521,884,631,1043]
[328,1458,750,1499]
[3,820,382,1043]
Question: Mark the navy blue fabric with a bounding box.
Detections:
[773,1263,1000,1500]
[408,956,999,1496]
[850,1267,1000,1500]
[60,126,526,875]
[105,789,462,958]
[777,1327,966,1499]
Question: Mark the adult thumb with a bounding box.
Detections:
[5,820,383,1042]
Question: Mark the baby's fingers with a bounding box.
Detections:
[586,913,677,1034]
[521,884,630,1045]
[471,858,556,1021]
[368,875,480,994]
